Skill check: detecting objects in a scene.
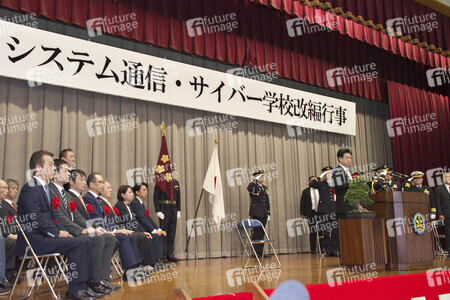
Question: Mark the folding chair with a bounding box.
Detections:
[235,221,251,257]
[9,217,68,300]
[315,221,325,256]
[431,220,447,257]
[240,219,281,270]
[111,251,124,279]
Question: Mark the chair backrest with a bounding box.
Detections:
[241,219,263,228]
[13,216,37,257]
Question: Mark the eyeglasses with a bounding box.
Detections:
[0,186,8,190]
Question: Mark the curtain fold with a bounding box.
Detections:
[387,81,450,180]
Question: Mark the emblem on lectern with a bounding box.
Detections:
[413,213,425,235]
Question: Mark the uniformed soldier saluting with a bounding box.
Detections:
[247,170,271,258]
[405,171,437,218]
[309,166,339,257]
[372,165,396,193]
[154,163,181,263]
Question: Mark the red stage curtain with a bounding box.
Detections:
[298,0,450,53]
[1,0,449,103]
[387,81,449,179]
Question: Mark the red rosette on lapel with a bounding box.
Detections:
[52,196,60,210]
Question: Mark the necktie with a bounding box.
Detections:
[61,190,68,210]
[78,195,87,213]
[44,185,51,205]
[97,197,105,215]
[12,202,17,211]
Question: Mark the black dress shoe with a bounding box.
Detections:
[86,289,104,298]
[88,283,112,295]
[326,251,338,257]
[167,255,179,263]
[65,290,98,300]
[100,280,121,291]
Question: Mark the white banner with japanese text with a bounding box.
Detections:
[0,20,356,135]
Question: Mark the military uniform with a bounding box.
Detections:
[407,184,436,213]
[309,175,338,256]
[405,171,437,215]
[247,172,270,258]
[154,179,181,259]
[372,176,393,193]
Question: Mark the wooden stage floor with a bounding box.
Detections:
[6,254,450,299]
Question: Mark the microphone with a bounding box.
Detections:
[392,172,408,179]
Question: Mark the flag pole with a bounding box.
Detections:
[185,139,219,259]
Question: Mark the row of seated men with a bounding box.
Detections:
[0,150,176,300]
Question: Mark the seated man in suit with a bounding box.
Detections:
[68,169,125,289]
[84,177,147,276]
[114,185,165,269]
[130,183,165,263]
[59,148,76,170]
[3,179,19,217]
[50,160,120,294]
[436,172,450,253]
[16,150,94,300]
[99,181,155,270]
[0,179,18,284]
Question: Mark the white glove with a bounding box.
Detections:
[267,215,271,221]
[430,213,436,220]
[156,212,165,220]
[177,211,181,219]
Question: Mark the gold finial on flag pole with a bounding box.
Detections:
[160,122,166,136]
[215,139,219,144]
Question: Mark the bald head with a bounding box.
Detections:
[0,179,8,201]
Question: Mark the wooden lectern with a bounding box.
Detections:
[370,191,434,271]
[339,216,387,270]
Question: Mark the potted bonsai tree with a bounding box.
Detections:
[344,175,376,218]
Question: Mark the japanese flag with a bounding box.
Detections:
[202,144,225,223]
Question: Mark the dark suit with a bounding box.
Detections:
[332,165,352,217]
[115,201,163,266]
[49,183,116,283]
[0,202,16,271]
[1,200,17,217]
[436,184,450,251]
[309,178,338,255]
[130,198,160,233]
[154,180,180,256]
[83,191,106,222]
[247,180,270,257]
[16,178,92,294]
[300,187,317,253]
